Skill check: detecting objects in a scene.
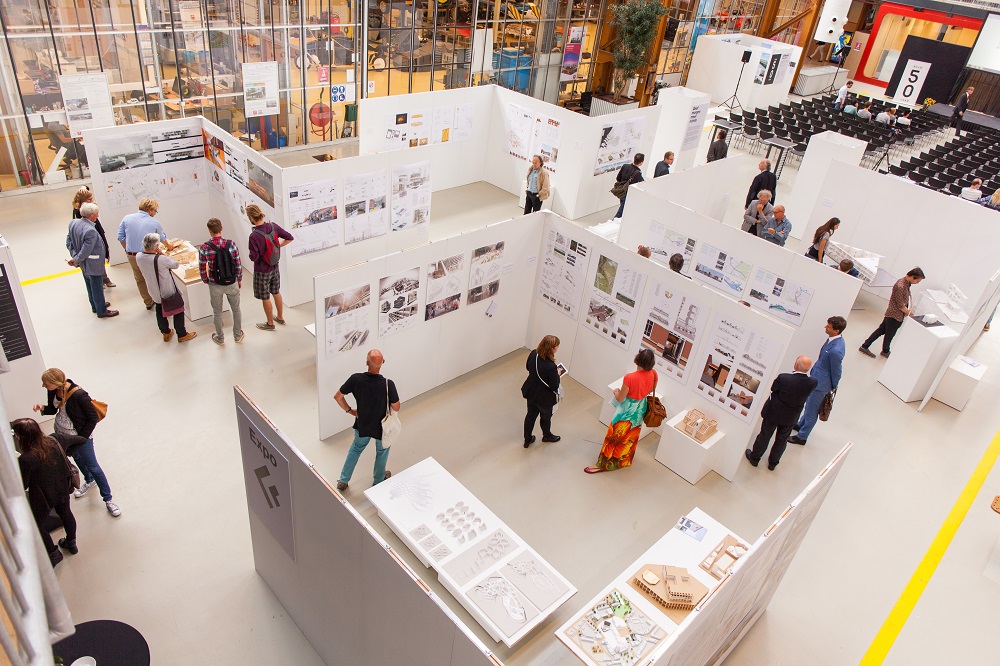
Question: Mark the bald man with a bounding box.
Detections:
[745,355,818,470]
[335,349,400,491]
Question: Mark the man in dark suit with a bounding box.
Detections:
[745,159,777,207]
[952,87,973,137]
[746,356,817,470]
[789,316,847,445]
[706,130,728,162]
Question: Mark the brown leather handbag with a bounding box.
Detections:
[643,374,666,428]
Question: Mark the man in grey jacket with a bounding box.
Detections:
[67,202,118,318]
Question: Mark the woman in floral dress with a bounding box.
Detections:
[585,349,657,473]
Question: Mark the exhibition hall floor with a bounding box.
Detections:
[8,129,1000,665]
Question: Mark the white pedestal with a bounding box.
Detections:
[651,86,712,173]
[598,376,663,440]
[171,272,231,321]
[654,412,724,484]
[785,132,867,240]
[879,318,959,402]
[792,66,849,95]
[933,357,987,411]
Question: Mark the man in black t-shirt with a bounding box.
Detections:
[335,349,400,491]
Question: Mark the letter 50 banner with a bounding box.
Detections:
[238,405,295,559]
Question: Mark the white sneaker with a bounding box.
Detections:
[74,480,96,498]
[105,501,121,517]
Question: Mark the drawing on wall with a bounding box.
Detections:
[692,243,752,299]
[503,103,534,161]
[586,254,646,347]
[468,241,504,305]
[432,105,454,143]
[324,284,370,357]
[344,169,389,244]
[391,161,431,232]
[646,219,697,273]
[386,473,435,510]
[97,133,154,173]
[442,528,519,585]
[640,282,709,384]
[529,114,561,172]
[593,118,646,176]
[470,574,540,637]
[246,158,276,207]
[561,588,667,666]
[425,253,465,321]
[289,177,340,257]
[504,551,571,610]
[378,267,421,338]
[537,229,589,319]
[407,108,430,147]
[384,111,409,151]
[695,315,782,420]
[746,267,814,327]
[453,103,475,142]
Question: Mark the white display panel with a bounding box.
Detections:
[365,457,577,647]
[59,73,115,137]
[967,13,1000,75]
[537,227,591,319]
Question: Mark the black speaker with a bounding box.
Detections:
[742,50,752,63]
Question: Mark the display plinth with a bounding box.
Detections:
[879,317,959,402]
[791,66,849,95]
[364,457,577,648]
[655,411,724,484]
[170,272,231,321]
[933,356,987,411]
[598,376,664,440]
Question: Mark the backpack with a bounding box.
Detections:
[205,240,238,285]
[253,224,281,266]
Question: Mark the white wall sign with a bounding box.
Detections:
[242,61,280,117]
[59,73,115,138]
[682,102,709,151]
[237,404,294,559]
[895,60,931,107]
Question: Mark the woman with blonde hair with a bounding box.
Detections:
[72,186,115,288]
[978,189,1000,211]
[585,348,657,473]
[520,335,563,447]
[33,368,120,517]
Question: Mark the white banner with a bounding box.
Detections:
[895,60,931,107]
[59,73,115,138]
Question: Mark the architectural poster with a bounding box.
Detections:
[593,117,646,176]
[407,108,431,147]
[647,219,696,273]
[468,242,504,304]
[560,26,584,81]
[537,228,589,320]
[692,243,752,299]
[59,73,115,138]
[323,283,371,356]
[503,103,534,161]
[586,254,646,347]
[242,61,280,117]
[246,158,276,207]
[639,281,710,385]
[344,169,389,244]
[384,111,410,151]
[432,106,454,143]
[390,161,431,232]
[288,177,341,257]
[528,114,561,172]
[746,267,814,327]
[425,253,465,320]
[453,103,475,142]
[695,314,782,421]
[378,268,421,338]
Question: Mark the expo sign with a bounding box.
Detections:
[895,60,931,108]
[237,405,295,559]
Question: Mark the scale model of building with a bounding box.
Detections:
[632,564,708,611]
[676,409,718,442]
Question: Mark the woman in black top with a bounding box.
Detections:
[521,335,563,447]
[72,186,115,288]
[14,418,78,566]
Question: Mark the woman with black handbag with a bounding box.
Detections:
[13,418,80,566]
[520,335,563,448]
[585,349,658,474]
[135,233,197,342]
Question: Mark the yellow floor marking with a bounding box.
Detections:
[21,268,79,285]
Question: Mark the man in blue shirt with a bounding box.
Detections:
[789,316,846,445]
[67,202,119,318]
[117,198,166,310]
[758,205,792,246]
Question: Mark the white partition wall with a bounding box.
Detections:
[687,35,801,110]
[634,155,744,223]
[0,240,46,421]
[651,86,712,173]
[234,388,495,666]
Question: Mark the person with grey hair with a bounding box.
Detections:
[135,233,197,342]
[524,154,550,214]
[66,201,118,318]
[759,204,792,246]
[746,158,777,207]
[746,355,817,470]
[742,189,772,236]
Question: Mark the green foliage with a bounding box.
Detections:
[610,0,667,101]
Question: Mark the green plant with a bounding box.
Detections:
[609,0,667,102]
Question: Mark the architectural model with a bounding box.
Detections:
[699,535,748,580]
[563,588,666,666]
[629,564,708,615]
[677,409,718,442]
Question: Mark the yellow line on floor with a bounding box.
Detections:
[860,427,1000,664]
[21,268,79,286]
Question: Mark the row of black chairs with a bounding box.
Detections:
[886,130,1000,199]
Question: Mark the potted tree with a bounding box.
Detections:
[609,0,667,103]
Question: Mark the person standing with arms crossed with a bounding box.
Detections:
[334,349,400,491]
[789,317,846,446]
[859,267,925,358]
[246,204,294,331]
[524,154,550,214]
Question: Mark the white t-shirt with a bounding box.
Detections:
[837,86,849,103]
[961,187,983,201]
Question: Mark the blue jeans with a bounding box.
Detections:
[614,196,627,219]
[338,429,389,485]
[83,273,107,315]
[795,387,827,441]
[72,438,112,501]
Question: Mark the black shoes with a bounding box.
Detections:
[788,435,806,445]
[767,463,777,471]
[49,548,63,567]
[542,434,561,443]
[744,450,759,467]
[524,435,536,448]
[858,347,876,358]
[880,350,891,358]
[59,538,78,554]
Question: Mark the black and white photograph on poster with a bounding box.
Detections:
[247,159,276,207]
[639,281,709,384]
[537,229,588,319]
[646,219,696,273]
[467,242,504,305]
[586,253,646,347]
[468,280,500,305]
[344,169,389,244]
[379,268,421,338]
[324,284,371,357]
[695,314,782,420]
[391,161,432,232]
[425,253,464,320]
[746,267,814,327]
[593,118,645,176]
[97,133,154,172]
[289,178,340,257]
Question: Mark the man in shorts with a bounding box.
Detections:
[246,204,294,331]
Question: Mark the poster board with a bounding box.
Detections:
[242,61,281,117]
[59,73,115,138]
[0,241,46,421]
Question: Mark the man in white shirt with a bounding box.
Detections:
[961,178,983,201]
[835,80,853,111]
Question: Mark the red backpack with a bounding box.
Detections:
[253,224,281,266]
